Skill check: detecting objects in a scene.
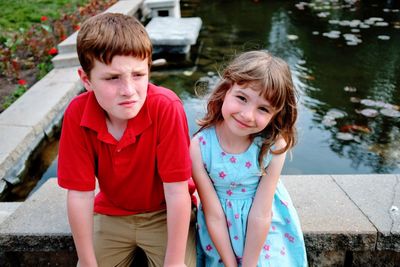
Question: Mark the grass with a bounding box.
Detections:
[0,0,89,33]
[0,0,117,112]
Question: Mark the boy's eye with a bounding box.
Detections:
[105,76,119,80]
[132,72,145,77]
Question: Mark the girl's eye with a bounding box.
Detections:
[259,107,269,113]
[236,95,247,102]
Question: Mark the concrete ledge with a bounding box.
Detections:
[0,175,399,266]
[53,0,144,68]
[0,0,145,198]
[0,67,82,189]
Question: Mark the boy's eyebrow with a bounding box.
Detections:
[101,68,148,76]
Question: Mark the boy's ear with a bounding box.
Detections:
[78,68,92,91]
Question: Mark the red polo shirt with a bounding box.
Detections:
[58,83,193,215]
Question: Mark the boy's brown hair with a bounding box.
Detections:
[77,13,153,77]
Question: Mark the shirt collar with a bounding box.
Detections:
[80,90,152,146]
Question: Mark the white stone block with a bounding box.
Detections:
[144,0,181,18]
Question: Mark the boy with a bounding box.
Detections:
[58,13,196,267]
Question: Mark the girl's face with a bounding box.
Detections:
[221,83,276,137]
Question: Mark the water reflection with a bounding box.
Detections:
[157,0,400,174]
[4,0,400,202]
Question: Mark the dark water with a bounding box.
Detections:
[6,0,400,201]
[154,0,400,175]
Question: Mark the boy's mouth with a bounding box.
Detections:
[118,100,137,107]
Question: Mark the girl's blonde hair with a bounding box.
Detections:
[198,51,298,169]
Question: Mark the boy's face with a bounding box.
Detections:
[79,55,149,125]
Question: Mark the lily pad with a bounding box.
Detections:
[322,117,337,127]
[326,109,347,119]
[377,35,390,40]
[360,108,379,117]
[287,35,299,41]
[380,109,400,118]
[344,86,357,92]
[336,132,354,141]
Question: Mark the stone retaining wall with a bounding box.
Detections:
[0,176,399,266]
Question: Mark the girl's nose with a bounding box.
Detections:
[241,108,255,121]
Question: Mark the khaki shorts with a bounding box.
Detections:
[89,209,196,267]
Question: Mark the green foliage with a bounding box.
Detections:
[37,61,53,80]
[0,0,87,32]
[2,85,27,110]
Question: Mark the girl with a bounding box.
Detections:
[191,51,308,267]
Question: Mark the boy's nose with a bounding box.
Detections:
[120,80,136,96]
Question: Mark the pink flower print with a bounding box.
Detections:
[263,245,270,251]
[227,189,233,196]
[285,218,291,224]
[227,220,232,227]
[229,156,237,163]
[265,254,271,260]
[219,171,226,179]
[271,225,276,231]
[280,247,286,256]
[206,244,213,251]
[241,188,246,193]
[234,213,239,219]
[234,235,239,240]
[198,136,206,145]
[285,233,295,243]
[245,161,252,168]
[221,151,226,156]
[280,200,288,207]
[227,200,232,208]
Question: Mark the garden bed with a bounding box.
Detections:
[0,0,117,113]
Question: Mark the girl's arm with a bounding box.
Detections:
[190,137,238,267]
[242,138,287,267]
[67,190,98,267]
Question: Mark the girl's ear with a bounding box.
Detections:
[78,68,92,92]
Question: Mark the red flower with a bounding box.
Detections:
[40,16,48,22]
[18,79,27,86]
[48,47,58,55]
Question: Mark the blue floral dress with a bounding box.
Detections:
[196,127,307,267]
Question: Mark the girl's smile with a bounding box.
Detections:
[221,83,275,138]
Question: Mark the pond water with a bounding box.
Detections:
[156,0,400,174]
[6,0,400,201]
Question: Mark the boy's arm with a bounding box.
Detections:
[242,138,287,267]
[190,137,238,267]
[67,190,97,267]
[163,181,191,267]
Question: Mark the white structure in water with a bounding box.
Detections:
[144,0,181,18]
[146,17,202,54]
